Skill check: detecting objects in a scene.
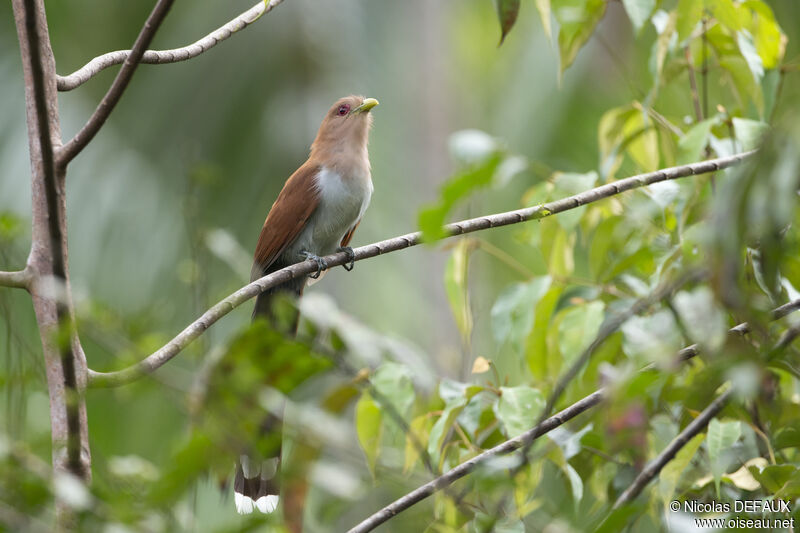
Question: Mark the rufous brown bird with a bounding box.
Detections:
[234,95,379,515]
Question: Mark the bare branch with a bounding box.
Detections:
[16,0,85,478]
[56,0,286,92]
[612,388,734,508]
[56,0,175,165]
[86,151,756,388]
[0,267,32,290]
[347,300,800,532]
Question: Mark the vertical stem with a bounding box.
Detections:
[685,47,703,122]
[701,16,709,120]
[12,0,91,484]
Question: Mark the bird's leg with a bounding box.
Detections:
[299,251,328,279]
[337,247,355,271]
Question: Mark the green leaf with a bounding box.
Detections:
[621,0,655,33]
[707,419,741,496]
[720,55,764,116]
[404,414,433,472]
[418,131,502,241]
[494,386,545,438]
[535,0,553,41]
[527,285,563,379]
[355,392,383,476]
[496,0,521,45]
[445,239,473,343]
[658,432,704,504]
[673,287,728,352]
[557,301,605,366]
[749,464,796,494]
[552,171,598,231]
[548,446,584,504]
[623,111,659,172]
[737,30,764,82]
[732,118,768,150]
[621,310,682,366]
[744,0,785,69]
[677,119,714,165]
[676,0,703,43]
[709,0,745,31]
[553,0,606,75]
[491,276,552,348]
[372,362,415,422]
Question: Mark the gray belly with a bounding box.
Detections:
[281,166,372,263]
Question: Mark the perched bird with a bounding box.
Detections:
[234,95,379,515]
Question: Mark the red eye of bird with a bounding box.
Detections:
[337,104,350,116]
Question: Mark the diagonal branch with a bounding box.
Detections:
[0,268,32,290]
[56,0,176,166]
[612,387,733,509]
[346,299,800,533]
[56,0,286,92]
[86,151,756,388]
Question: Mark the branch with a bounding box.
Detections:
[17,0,84,478]
[56,0,175,166]
[346,390,606,533]
[612,387,734,508]
[0,267,32,289]
[87,151,756,388]
[349,298,800,532]
[56,0,285,92]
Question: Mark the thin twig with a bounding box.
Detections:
[685,46,703,121]
[56,0,286,91]
[612,387,734,508]
[86,151,757,388]
[56,0,176,165]
[20,0,83,477]
[347,299,800,532]
[0,267,32,290]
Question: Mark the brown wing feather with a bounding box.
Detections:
[252,162,321,281]
[340,219,361,248]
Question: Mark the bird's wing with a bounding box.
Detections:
[252,163,321,281]
[340,219,361,248]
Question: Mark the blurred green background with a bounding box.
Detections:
[2,0,800,531]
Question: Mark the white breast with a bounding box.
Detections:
[285,166,372,261]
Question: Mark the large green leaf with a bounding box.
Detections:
[707,419,741,496]
[491,276,552,348]
[553,0,606,75]
[444,239,473,343]
[355,392,383,477]
[557,300,605,366]
[621,0,655,33]
[371,362,415,422]
[494,386,545,438]
[677,119,714,165]
[676,0,703,43]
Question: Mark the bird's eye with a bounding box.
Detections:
[337,104,350,116]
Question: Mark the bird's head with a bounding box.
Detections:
[311,95,379,159]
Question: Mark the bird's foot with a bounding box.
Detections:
[299,251,328,279]
[337,247,355,271]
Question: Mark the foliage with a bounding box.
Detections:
[2,0,800,531]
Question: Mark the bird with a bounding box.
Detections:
[234,95,379,516]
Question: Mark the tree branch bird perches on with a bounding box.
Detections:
[235,95,379,516]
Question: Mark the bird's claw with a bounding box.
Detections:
[337,247,355,271]
[299,251,328,279]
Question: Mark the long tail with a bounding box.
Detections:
[235,263,304,515]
